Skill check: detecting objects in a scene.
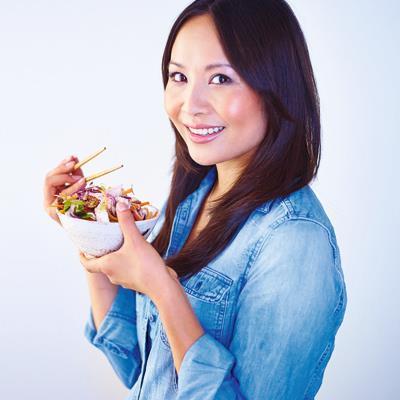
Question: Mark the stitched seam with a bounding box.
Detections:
[166,203,183,257]
[108,311,136,324]
[242,217,345,317]
[242,216,290,283]
[96,337,131,357]
[288,217,337,259]
[303,341,332,399]
[185,287,229,302]
[198,266,233,285]
[305,219,345,316]
[160,323,170,349]
[282,197,294,215]
[333,290,345,317]
[184,267,233,302]
[285,216,346,315]
[217,284,230,342]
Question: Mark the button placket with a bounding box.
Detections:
[148,300,158,323]
[137,317,151,399]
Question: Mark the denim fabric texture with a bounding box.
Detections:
[85,166,347,399]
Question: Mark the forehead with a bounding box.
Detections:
[171,14,227,63]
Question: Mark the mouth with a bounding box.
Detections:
[185,125,225,136]
[184,125,225,144]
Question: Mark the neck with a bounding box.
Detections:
[212,160,246,199]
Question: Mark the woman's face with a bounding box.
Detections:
[164,14,268,169]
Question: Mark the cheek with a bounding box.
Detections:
[223,92,262,124]
[164,90,187,142]
[164,89,178,120]
[224,96,244,119]
[222,92,267,142]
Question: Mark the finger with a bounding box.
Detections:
[46,173,83,189]
[116,199,143,244]
[53,157,84,193]
[44,155,79,206]
[46,176,84,205]
[167,266,178,280]
[59,176,87,197]
[71,155,84,176]
[82,252,97,260]
[44,174,84,207]
[48,157,83,178]
[79,251,103,273]
[57,155,84,176]
[59,154,74,164]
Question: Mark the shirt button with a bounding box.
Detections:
[149,314,155,322]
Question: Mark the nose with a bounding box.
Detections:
[180,81,210,116]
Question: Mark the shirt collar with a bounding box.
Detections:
[197,166,217,194]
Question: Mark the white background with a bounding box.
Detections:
[0,1,398,399]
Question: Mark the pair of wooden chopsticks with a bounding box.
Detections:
[73,146,124,183]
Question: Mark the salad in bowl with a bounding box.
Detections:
[54,182,159,257]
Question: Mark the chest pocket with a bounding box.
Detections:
[159,267,233,349]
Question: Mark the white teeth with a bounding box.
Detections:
[188,126,225,136]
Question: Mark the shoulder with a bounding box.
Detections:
[244,185,346,308]
[256,184,333,224]
[253,184,340,261]
[245,185,344,287]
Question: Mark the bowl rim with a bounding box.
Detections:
[56,204,159,225]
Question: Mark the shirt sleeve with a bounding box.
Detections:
[84,286,142,389]
[83,198,167,388]
[176,219,346,400]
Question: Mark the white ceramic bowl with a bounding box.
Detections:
[57,205,159,257]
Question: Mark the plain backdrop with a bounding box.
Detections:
[0,1,398,399]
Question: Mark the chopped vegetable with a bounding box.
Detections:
[55,181,157,223]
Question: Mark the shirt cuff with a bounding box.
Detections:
[84,286,138,359]
[178,333,236,392]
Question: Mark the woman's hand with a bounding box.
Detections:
[43,155,86,225]
[79,199,178,297]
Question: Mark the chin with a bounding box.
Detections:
[187,149,219,166]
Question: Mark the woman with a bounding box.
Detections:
[43,0,347,399]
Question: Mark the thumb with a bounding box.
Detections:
[60,176,86,197]
[116,199,142,243]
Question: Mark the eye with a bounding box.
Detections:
[168,72,232,85]
[168,72,186,83]
[210,74,232,85]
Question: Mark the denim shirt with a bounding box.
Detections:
[84,166,347,400]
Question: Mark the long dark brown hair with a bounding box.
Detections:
[152,0,321,279]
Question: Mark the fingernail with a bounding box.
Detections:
[72,175,81,180]
[65,161,74,168]
[117,200,130,212]
[78,177,85,183]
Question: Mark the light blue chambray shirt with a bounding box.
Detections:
[85,166,347,400]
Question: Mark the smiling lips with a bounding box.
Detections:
[188,126,225,136]
[184,123,225,136]
[186,125,225,144]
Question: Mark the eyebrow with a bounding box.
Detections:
[169,60,233,71]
